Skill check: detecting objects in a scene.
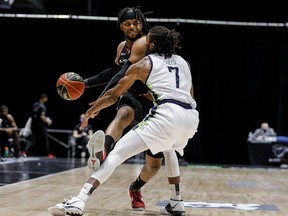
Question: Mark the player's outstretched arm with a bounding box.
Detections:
[80,57,150,130]
[99,60,132,97]
[83,41,125,89]
[83,62,122,88]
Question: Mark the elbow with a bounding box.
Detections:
[105,94,119,105]
[109,95,119,104]
[104,89,120,104]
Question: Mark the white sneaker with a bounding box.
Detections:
[87,130,105,171]
[160,199,185,216]
[48,196,85,216]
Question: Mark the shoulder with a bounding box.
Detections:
[129,36,147,63]
[136,35,146,42]
[132,36,147,48]
[32,101,39,107]
[6,114,15,124]
[7,114,14,120]
[117,41,126,50]
[185,60,191,69]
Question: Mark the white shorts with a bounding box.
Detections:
[133,102,199,156]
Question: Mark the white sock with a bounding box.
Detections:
[170,183,181,201]
[77,183,95,202]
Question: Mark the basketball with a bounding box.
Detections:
[56,72,85,100]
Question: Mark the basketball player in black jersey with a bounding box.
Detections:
[82,7,183,213]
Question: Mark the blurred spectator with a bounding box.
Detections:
[29,94,53,157]
[72,114,93,158]
[0,105,24,159]
[251,122,277,141]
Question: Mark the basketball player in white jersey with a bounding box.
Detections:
[48,25,199,216]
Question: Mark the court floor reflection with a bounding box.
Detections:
[0,157,86,186]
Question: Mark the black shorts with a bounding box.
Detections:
[117,91,153,126]
[146,150,164,158]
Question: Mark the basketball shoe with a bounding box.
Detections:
[87,130,106,171]
[48,195,84,216]
[160,199,185,216]
[128,187,145,211]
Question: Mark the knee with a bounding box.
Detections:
[146,159,162,174]
[115,107,134,124]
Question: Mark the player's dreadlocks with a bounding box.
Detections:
[147,26,182,59]
[117,6,150,35]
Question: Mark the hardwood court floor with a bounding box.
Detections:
[1,157,288,216]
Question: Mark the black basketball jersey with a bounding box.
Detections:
[118,43,131,67]
[118,41,149,95]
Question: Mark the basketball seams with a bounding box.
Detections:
[56,72,85,100]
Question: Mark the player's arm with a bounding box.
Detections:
[83,63,121,88]
[1,114,18,135]
[7,114,18,131]
[98,36,147,97]
[83,42,125,88]
[127,36,147,64]
[80,57,150,129]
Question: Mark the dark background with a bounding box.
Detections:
[1,0,288,164]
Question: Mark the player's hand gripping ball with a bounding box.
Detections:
[56,72,85,100]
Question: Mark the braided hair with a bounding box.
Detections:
[117,7,150,35]
[147,26,181,59]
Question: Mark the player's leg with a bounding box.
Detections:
[129,151,163,210]
[102,92,148,160]
[161,150,185,216]
[128,149,185,215]
[11,130,22,157]
[105,104,135,150]
[48,130,148,216]
[87,105,134,171]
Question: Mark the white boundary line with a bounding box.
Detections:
[0,13,287,28]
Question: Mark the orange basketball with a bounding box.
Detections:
[56,72,85,100]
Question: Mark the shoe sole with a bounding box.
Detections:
[48,205,83,216]
[87,130,105,171]
[160,201,185,216]
[128,188,145,211]
[48,206,66,216]
[132,207,145,211]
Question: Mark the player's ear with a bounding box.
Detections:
[119,23,123,31]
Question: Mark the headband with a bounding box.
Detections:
[120,10,137,23]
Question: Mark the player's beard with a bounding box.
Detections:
[125,32,142,42]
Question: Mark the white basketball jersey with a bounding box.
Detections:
[146,54,197,108]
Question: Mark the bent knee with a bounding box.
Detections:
[146,157,162,172]
[115,106,135,123]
